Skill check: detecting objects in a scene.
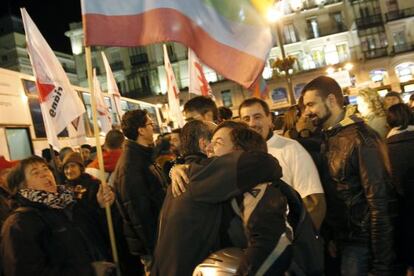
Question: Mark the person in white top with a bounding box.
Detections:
[239,98,326,230]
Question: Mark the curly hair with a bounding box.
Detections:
[357,88,386,117]
[121,109,148,141]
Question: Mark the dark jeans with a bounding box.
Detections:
[340,245,371,276]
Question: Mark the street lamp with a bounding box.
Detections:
[267,2,297,105]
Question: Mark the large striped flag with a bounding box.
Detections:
[101,52,124,122]
[164,45,185,128]
[81,0,274,88]
[92,68,113,134]
[188,49,212,97]
[21,8,86,149]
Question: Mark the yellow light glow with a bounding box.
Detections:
[326,67,335,75]
[267,3,283,23]
[344,63,354,71]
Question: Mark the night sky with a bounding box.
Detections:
[3,0,81,53]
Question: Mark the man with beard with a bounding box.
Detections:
[301,76,397,275]
[238,98,326,230]
[151,120,283,276]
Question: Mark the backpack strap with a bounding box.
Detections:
[255,233,292,276]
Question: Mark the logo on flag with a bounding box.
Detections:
[163,44,185,128]
[188,49,213,97]
[21,8,86,149]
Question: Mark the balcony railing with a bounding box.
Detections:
[363,47,388,59]
[355,14,383,29]
[302,0,343,10]
[385,7,414,22]
[393,43,414,54]
[307,25,347,39]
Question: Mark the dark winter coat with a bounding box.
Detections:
[64,173,110,260]
[113,140,166,256]
[321,116,397,274]
[0,196,96,276]
[387,129,414,267]
[0,187,17,230]
[151,151,282,276]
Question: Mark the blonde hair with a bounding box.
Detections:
[357,88,386,117]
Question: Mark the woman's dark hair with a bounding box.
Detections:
[6,156,48,194]
[386,103,414,130]
[214,121,267,153]
[180,120,212,156]
[121,109,148,141]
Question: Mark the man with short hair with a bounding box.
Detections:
[301,75,397,275]
[239,98,326,230]
[80,144,93,166]
[112,110,167,273]
[183,96,218,122]
[384,91,403,110]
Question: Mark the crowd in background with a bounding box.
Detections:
[0,76,413,276]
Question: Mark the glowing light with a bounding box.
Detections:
[344,63,354,71]
[267,3,283,23]
[20,94,28,102]
[326,67,335,75]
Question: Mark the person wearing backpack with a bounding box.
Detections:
[208,121,323,275]
[0,156,113,276]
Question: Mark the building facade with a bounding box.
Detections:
[0,15,78,85]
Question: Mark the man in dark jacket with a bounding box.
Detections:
[112,110,167,273]
[151,120,283,276]
[302,76,397,275]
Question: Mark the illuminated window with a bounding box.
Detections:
[395,63,414,83]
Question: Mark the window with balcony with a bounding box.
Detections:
[331,12,346,32]
[221,90,233,107]
[283,24,298,44]
[307,17,320,38]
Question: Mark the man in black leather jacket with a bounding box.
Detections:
[112,110,167,273]
[301,76,397,275]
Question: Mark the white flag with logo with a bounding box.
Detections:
[67,115,87,146]
[101,51,124,121]
[188,49,213,97]
[21,8,85,149]
[93,68,113,134]
[163,44,185,128]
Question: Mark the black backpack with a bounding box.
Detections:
[275,180,324,276]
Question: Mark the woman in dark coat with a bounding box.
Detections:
[386,103,414,274]
[0,155,112,276]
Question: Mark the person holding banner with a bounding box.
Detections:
[1,156,114,276]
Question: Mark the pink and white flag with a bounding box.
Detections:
[188,49,213,97]
[21,8,86,149]
[93,68,113,134]
[163,44,185,128]
[101,51,124,122]
[81,0,274,89]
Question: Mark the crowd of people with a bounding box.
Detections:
[0,76,413,276]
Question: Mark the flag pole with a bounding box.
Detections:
[85,46,120,274]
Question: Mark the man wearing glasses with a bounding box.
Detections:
[112,109,167,274]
